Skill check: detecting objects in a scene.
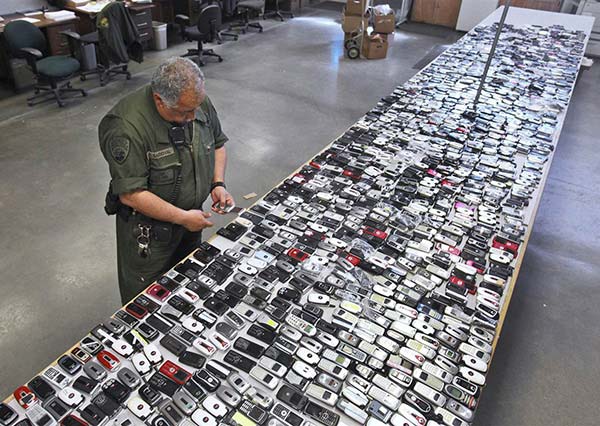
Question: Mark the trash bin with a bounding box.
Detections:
[152,21,168,51]
[80,43,97,71]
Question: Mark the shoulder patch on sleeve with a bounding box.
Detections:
[110,137,130,164]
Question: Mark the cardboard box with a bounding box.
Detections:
[362,33,388,59]
[411,0,461,29]
[345,0,368,16]
[373,11,395,33]
[342,9,369,33]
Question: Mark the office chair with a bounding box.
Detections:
[263,0,293,21]
[3,20,86,107]
[176,4,225,66]
[233,0,265,33]
[68,2,140,86]
[195,0,239,43]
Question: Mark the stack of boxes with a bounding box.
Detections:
[341,0,395,59]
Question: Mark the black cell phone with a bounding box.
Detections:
[192,308,218,327]
[203,297,229,315]
[73,375,99,394]
[223,350,256,373]
[250,286,271,301]
[80,403,107,426]
[92,391,121,417]
[276,385,308,411]
[273,403,303,426]
[148,373,180,397]
[114,310,139,327]
[28,376,55,401]
[247,324,277,344]
[58,354,81,376]
[264,346,294,367]
[168,295,195,315]
[304,401,340,426]
[102,379,131,404]
[243,295,268,310]
[145,314,174,334]
[139,384,163,407]
[187,281,213,299]
[265,306,287,322]
[304,304,323,318]
[157,276,180,292]
[170,326,197,346]
[270,297,291,311]
[193,242,221,264]
[192,369,220,392]
[178,351,206,369]
[159,334,187,356]
[183,379,206,401]
[134,295,160,313]
[45,397,69,419]
[215,289,240,308]
[217,222,248,241]
[225,282,248,299]
[136,322,159,341]
[233,337,266,359]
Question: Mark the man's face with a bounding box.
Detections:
[153,83,206,125]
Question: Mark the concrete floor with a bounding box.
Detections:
[0,6,597,426]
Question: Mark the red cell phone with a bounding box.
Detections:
[96,350,120,371]
[159,360,192,385]
[287,248,309,262]
[146,283,171,302]
[492,236,520,256]
[362,226,387,240]
[344,253,361,266]
[125,302,148,319]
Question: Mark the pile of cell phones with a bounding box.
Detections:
[0,22,585,426]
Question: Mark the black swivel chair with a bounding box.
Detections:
[3,20,86,107]
[176,3,225,66]
[68,2,139,86]
[263,0,293,21]
[234,0,264,33]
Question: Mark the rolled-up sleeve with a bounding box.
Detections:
[204,97,228,149]
[99,116,149,195]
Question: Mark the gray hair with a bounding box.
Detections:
[151,57,205,108]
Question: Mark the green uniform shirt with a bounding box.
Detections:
[99,85,228,211]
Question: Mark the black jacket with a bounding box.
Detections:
[96,2,143,65]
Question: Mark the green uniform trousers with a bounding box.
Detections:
[116,215,201,304]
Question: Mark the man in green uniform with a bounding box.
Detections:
[99,57,234,304]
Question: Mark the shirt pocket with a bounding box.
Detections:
[148,160,182,203]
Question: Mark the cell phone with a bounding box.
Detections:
[148,373,180,397]
[179,351,206,369]
[125,302,148,320]
[276,385,308,411]
[223,350,256,373]
[234,337,266,358]
[247,324,277,344]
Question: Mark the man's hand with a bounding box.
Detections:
[210,186,235,214]
[178,210,213,232]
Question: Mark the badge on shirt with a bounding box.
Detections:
[110,137,130,164]
[147,147,175,160]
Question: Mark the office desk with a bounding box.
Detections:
[0,13,79,56]
[64,2,155,44]
[0,13,79,89]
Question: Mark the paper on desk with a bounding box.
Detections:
[78,2,110,13]
[12,17,40,23]
[45,11,77,21]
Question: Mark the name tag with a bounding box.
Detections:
[147,147,175,160]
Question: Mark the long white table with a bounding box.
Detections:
[1,6,594,426]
